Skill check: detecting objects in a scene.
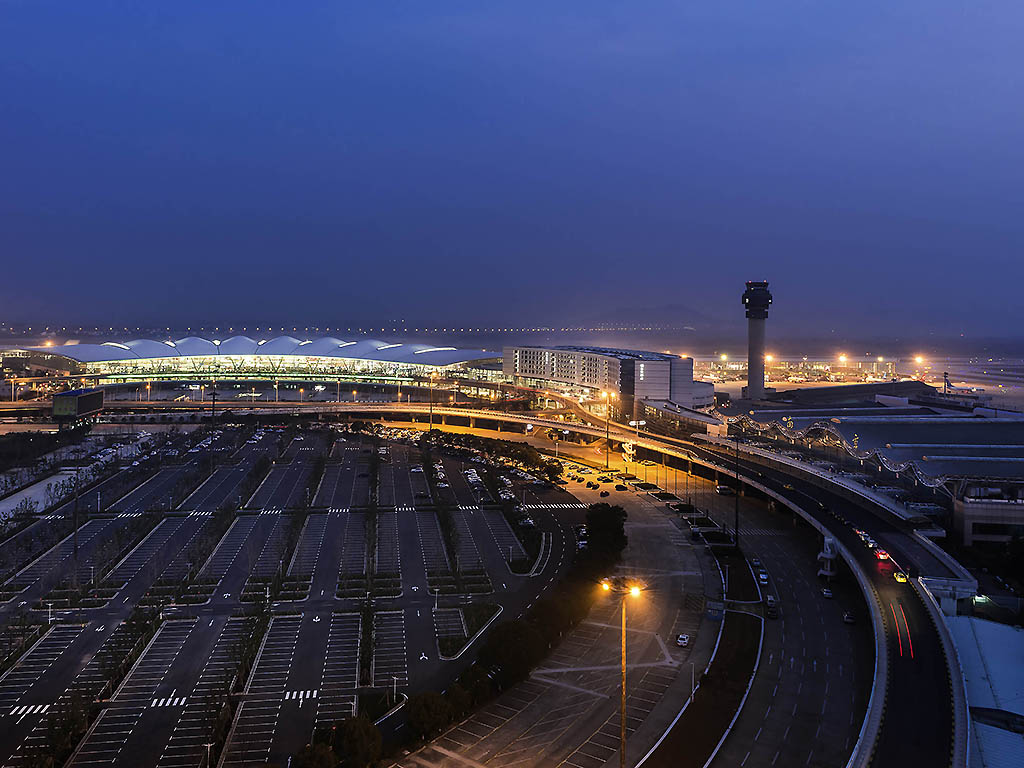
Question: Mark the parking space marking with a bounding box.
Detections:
[156,617,255,768]
[221,615,302,766]
[316,613,361,725]
[376,510,401,576]
[198,515,259,578]
[372,611,408,688]
[68,620,196,767]
[482,510,526,563]
[415,511,450,574]
[288,513,328,578]
[0,625,84,710]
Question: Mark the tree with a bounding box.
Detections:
[291,743,337,768]
[407,691,452,738]
[444,683,472,719]
[585,503,628,556]
[478,620,546,684]
[337,715,382,768]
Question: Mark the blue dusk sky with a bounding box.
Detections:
[1,2,1022,335]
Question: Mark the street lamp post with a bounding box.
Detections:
[602,578,643,768]
[627,420,646,477]
[600,391,616,469]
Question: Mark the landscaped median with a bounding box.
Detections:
[639,609,762,768]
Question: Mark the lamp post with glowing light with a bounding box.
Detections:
[601,577,644,768]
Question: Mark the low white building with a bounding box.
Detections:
[503,345,714,411]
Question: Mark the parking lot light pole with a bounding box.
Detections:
[602,578,643,768]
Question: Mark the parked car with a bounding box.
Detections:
[675,633,690,647]
[615,484,627,491]
[894,571,908,583]
[821,587,834,599]
[599,490,610,497]
[843,611,855,624]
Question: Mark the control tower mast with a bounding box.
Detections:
[742,281,772,400]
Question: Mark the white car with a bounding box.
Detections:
[675,634,690,647]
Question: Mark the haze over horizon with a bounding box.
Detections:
[3,2,1023,336]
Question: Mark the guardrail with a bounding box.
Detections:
[696,436,977,590]
[917,578,970,768]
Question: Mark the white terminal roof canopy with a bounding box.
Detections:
[23,336,495,367]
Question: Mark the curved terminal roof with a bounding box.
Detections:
[22,336,494,367]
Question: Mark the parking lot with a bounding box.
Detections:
[104,517,189,589]
[0,426,588,768]
[67,620,197,767]
[153,518,213,582]
[315,613,361,726]
[287,514,328,579]
[156,617,255,768]
[1,518,126,598]
[375,510,401,575]
[371,611,408,688]
[180,465,248,512]
[111,466,197,514]
[415,511,450,574]
[245,514,291,582]
[338,512,367,579]
[0,624,84,712]
[221,615,302,766]
[247,464,311,511]
[481,509,525,563]
[199,516,261,580]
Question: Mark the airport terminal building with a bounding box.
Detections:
[4,336,500,383]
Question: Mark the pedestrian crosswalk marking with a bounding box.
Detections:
[396,505,415,513]
[520,502,587,510]
[330,507,350,514]
[8,704,50,716]
[285,689,318,700]
[151,697,187,707]
[457,505,479,511]
[117,511,144,518]
[188,510,214,517]
[259,509,281,515]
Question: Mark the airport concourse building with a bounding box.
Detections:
[502,345,715,411]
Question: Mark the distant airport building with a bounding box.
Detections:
[502,345,714,411]
[729,380,1024,547]
[3,336,499,383]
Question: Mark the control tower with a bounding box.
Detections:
[741,281,772,400]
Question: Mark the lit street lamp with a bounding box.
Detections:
[601,577,645,768]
